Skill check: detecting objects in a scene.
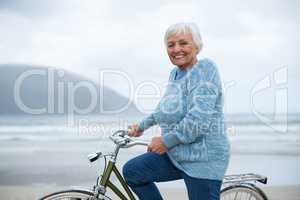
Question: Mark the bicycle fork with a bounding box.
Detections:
[94,160,136,200]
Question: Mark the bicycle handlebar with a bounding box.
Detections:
[88,130,149,163]
[109,130,149,148]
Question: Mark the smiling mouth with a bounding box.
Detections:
[174,55,185,59]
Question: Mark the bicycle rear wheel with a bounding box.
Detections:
[221,184,268,200]
[39,189,111,200]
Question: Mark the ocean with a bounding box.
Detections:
[0,114,300,189]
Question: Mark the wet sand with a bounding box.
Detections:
[1,140,300,199]
[0,184,299,200]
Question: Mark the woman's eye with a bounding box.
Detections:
[167,43,174,48]
[179,41,188,46]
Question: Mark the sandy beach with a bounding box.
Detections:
[1,146,300,199]
[1,115,300,199]
[0,184,299,200]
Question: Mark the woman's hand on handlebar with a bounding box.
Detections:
[127,124,143,137]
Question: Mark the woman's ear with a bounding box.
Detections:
[196,46,200,55]
[196,44,202,54]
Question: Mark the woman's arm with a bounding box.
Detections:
[137,68,177,132]
[138,113,157,132]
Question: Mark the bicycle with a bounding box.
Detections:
[39,130,269,200]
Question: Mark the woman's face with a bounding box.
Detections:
[166,33,199,69]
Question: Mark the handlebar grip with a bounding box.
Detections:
[112,130,128,137]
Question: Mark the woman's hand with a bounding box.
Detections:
[128,124,143,137]
[148,136,168,154]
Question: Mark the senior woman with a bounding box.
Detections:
[123,23,230,200]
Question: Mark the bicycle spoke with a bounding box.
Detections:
[221,185,266,200]
[233,191,238,200]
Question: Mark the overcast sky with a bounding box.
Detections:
[0,0,299,115]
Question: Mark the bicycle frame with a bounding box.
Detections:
[99,159,136,200]
[87,130,150,200]
[40,130,269,200]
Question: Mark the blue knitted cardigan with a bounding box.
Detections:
[138,58,230,180]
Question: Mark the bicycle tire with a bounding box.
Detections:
[39,189,112,200]
[221,184,268,200]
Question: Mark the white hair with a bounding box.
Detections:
[164,22,203,51]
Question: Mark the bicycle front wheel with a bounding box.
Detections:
[39,189,112,200]
[221,184,268,200]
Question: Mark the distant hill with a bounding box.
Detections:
[0,64,142,116]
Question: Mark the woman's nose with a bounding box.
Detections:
[173,43,182,52]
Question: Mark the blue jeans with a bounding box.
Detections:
[123,152,222,200]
